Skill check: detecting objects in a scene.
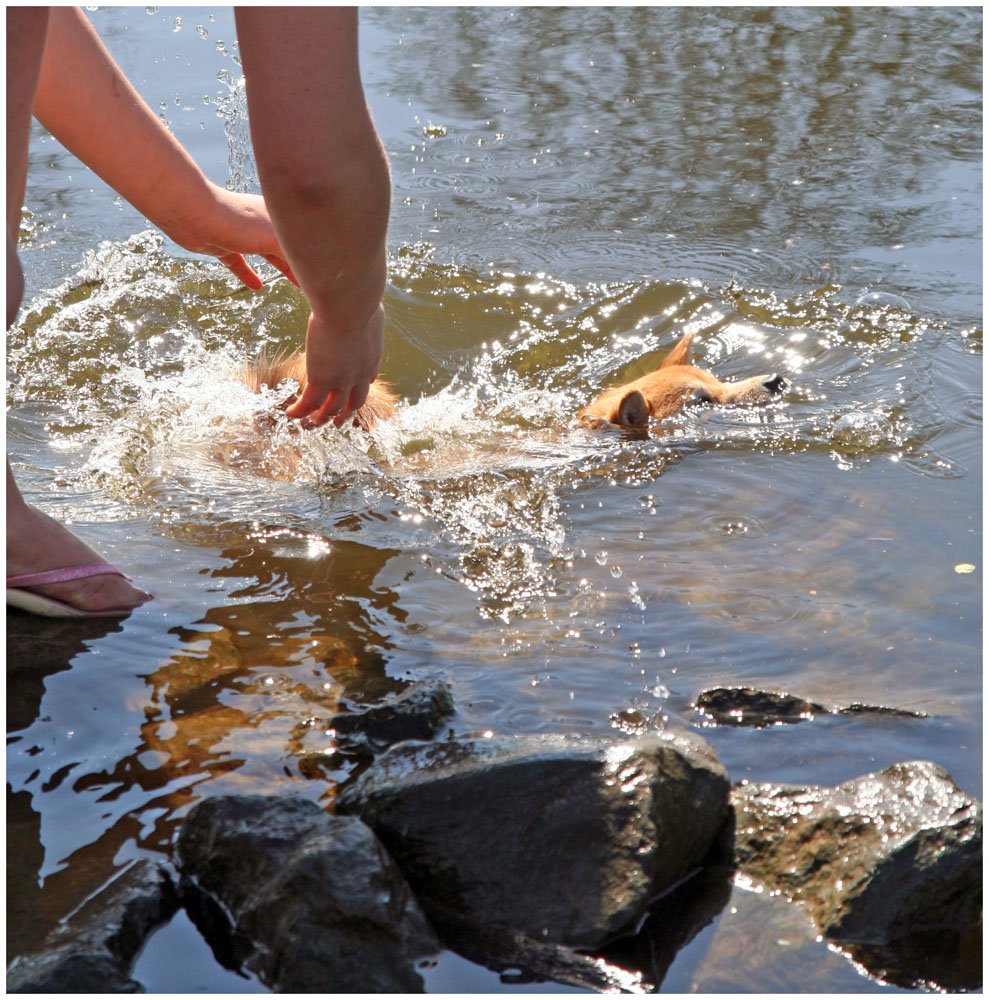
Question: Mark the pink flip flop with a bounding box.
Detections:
[6,563,141,619]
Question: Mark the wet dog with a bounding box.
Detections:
[237,331,785,441]
[577,331,786,433]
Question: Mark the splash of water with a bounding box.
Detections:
[8,236,963,620]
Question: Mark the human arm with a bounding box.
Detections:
[235,7,391,426]
[32,6,296,289]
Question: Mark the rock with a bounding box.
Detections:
[693,685,926,727]
[176,794,440,993]
[336,731,731,949]
[328,678,455,750]
[6,859,178,993]
[732,760,982,990]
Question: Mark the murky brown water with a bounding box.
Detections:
[7,7,981,993]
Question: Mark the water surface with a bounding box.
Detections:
[7,7,981,993]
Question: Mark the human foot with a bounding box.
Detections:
[7,474,151,617]
[7,562,144,618]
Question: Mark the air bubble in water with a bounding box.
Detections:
[854,290,910,311]
[831,410,891,450]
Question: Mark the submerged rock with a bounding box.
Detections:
[176,794,440,993]
[336,731,732,950]
[327,677,456,750]
[732,760,982,990]
[6,860,178,994]
[688,883,879,993]
[693,685,926,727]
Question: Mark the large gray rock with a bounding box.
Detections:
[733,760,982,990]
[7,859,178,993]
[176,794,440,993]
[335,731,731,949]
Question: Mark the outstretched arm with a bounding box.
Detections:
[32,6,295,289]
[235,7,391,427]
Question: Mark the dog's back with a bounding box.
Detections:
[577,332,785,431]
[239,349,397,431]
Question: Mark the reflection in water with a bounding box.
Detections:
[6,534,402,960]
[7,616,128,956]
[367,7,981,308]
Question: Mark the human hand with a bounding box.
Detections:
[285,304,385,428]
[162,183,299,290]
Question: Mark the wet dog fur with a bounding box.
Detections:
[237,331,785,440]
[577,331,786,433]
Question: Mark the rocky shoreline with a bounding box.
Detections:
[7,681,982,993]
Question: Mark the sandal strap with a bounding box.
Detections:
[7,562,126,588]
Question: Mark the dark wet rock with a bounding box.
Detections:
[176,794,440,993]
[732,760,982,990]
[336,731,732,950]
[430,862,736,993]
[6,859,178,994]
[839,701,928,718]
[328,677,455,750]
[693,685,927,727]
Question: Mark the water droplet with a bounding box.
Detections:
[594,550,608,566]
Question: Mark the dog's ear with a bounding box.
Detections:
[617,389,649,429]
[660,331,694,369]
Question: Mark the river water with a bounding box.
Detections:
[6,7,981,993]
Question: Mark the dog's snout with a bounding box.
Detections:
[763,373,787,395]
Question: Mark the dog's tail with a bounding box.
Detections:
[238,348,397,431]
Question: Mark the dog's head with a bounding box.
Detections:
[578,332,786,433]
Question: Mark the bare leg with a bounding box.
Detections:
[7,9,149,614]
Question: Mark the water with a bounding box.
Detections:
[6,7,981,993]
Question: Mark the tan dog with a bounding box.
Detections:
[239,349,397,431]
[577,331,786,432]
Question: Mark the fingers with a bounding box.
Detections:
[263,253,301,288]
[218,249,302,292]
[219,251,263,290]
[285,380,370,428]
[331,382,370,428]
[284,382,331,423]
